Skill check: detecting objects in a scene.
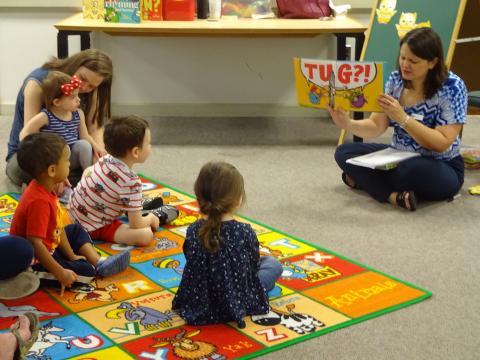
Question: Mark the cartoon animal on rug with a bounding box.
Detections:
[251,304,325,334]
[259,244,286,258]
[69,281,119,304]
[161,191,181,204]
[0,215,12,225]
[152,258,184,275]
[0,198,16,214]
[152,328,226,360]
[376,0,397,24]
[395,12,431,38]
[141,237,178,253]
[0,303,60,318]
[27,321,77,360]
[281,261,308,280]
[169,209,198,227]
[106,302,176,331]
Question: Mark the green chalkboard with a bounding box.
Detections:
[362,0,467,77]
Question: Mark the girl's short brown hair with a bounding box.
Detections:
[104,115,149,158]
[41,71,73,110]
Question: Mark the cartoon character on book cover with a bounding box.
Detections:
[83,0,105,20]
[293,58,385,112]
[142,0,162,20]
[105,0,141,23]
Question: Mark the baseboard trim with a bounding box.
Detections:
[112,103,328,117]
[1,102,328,118]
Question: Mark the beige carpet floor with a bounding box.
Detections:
[1,114,478,360]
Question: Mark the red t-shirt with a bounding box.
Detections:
[10,180,63,252]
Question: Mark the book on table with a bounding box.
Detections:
[346,147,420,170]
[293,58,386,112]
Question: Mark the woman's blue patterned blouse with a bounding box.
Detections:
[386,71,467,160]
[172,219,269,325]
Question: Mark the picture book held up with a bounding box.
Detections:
[346,147,420,170]
[293,58,386,112]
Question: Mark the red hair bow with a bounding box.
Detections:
[60,75,82,96]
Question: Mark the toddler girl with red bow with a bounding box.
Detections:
[19,71,106,200]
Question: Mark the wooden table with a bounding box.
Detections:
[54,13,366,61]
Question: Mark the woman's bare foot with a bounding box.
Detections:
[0,315,32,360]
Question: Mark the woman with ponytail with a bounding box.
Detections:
[173,161,283,328]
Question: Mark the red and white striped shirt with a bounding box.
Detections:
[69,154,142,232]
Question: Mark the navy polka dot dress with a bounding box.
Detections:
[172,219,269,325]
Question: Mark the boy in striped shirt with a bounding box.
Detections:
[69,115,178,246]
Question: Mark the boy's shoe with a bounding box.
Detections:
[142,196,163,211]
[96,250,131,277]
[145,205,179,225]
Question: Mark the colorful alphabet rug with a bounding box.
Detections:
[0,175,431,359]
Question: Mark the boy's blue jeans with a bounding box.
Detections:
[32,223,96,281]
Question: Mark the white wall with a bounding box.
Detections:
[0,7,371,117]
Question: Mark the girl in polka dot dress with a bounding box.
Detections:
[172,161,283,328]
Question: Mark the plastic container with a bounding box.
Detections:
[163,0,195,20]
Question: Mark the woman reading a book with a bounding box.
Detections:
[5,49,113,187]
[329,27,467,211]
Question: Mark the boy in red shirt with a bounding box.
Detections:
[10,133,130,291]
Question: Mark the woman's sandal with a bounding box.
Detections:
[396,191,417,212]
[12,312,39,360]
[341,172,361,190]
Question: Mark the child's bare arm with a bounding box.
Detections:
[19,112,48,140]
[27,236,78,287]
[128,210,159,231]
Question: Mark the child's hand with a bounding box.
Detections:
[57,268,78,288]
